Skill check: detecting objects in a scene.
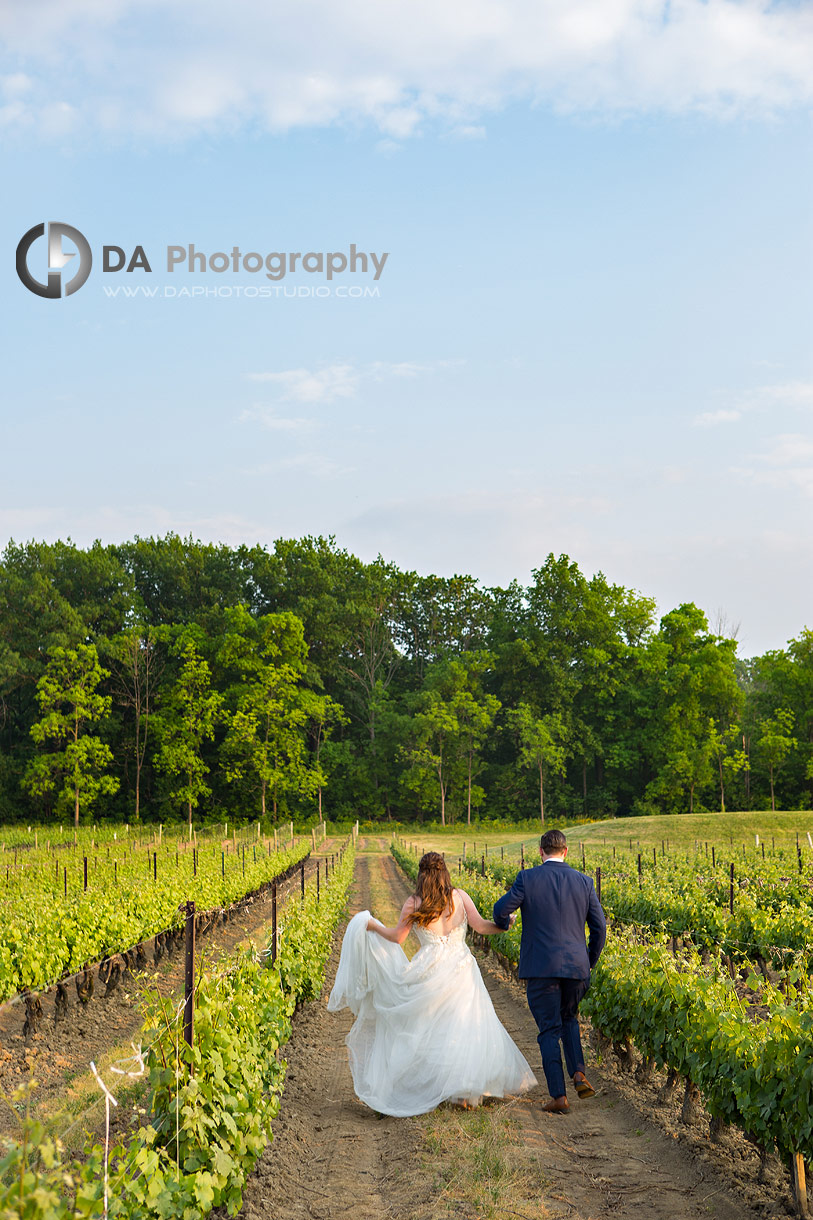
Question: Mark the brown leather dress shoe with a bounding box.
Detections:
[573,1073,596,1099]
[542,1096,570,1114]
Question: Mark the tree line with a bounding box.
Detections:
[0,535,809,826]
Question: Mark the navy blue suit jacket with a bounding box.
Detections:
[493,859,607,980]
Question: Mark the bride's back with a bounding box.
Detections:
[412,888,466,936]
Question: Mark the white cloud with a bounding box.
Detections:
[693,408,742,427]
[1,0,811,140]
[247,363,359,404]
[345,487,613,579]
[239,406,315,432]
[760,433,813,467]
[0,504,273,549]
[733,432,813,497]
[746,381,813,410]
[693,380,813,428]
[279,452,354,478]
[1,72,32,97]
[246,359,455,405]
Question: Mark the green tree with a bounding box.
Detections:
[757,708,797,812]
[491,554,656,818]
[154,631,223,827]
[645,605,740,814]
[403,692,459,826]
[447,653,500,825]
[218,607,328,818]
[304,688,348,820]
[106,624,164,820]
[709,720,748,813]
[508,703,568,825]
[24,644,119,827]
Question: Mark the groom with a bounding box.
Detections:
[493,828,606,1114]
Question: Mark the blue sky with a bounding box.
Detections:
[1,1,812,656]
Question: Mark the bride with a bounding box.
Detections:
[328,851,537,1116]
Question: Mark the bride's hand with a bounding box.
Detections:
[508,912,518,928]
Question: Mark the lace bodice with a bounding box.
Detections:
[414,910,468,947]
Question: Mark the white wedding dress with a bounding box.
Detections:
[328,900,537,1117]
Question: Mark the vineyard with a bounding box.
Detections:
[0,822,317,1000]
[393,831,813,1214]
[4,819,813,1218]
[0,823,355,1220]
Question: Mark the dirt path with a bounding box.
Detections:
[230,851,432,1220]
[233,847,788,1220]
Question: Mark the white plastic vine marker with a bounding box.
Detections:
[90,1060,118,1220]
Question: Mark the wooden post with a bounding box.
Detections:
[791,1152,809,1217]
[712,845,716,868]
[83,856,88,891]
[729,863,735,915]
[153,852,157,882]
[301,859,305,900]
[637,854,642,887]
[596,866,602,904]
[317,861,320,902]
[521,845,525,869]
[271,883,278,962]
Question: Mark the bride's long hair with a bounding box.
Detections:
[410,852,454,927]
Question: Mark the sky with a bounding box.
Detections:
[1,0,812,658]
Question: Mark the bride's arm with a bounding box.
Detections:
[459,889,517,936]
[367,897,416,944]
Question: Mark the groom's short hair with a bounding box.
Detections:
[540,829,567,854]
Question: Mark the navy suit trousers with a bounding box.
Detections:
[525,977,589,1098]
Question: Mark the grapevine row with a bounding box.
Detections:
[0,834,311,1000]
[453,845,813,969]
[0,838,357,1219]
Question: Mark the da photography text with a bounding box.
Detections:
[15,222,389,299]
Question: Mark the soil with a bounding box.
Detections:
[0,847,330,1140]
[229,845,792,1220]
